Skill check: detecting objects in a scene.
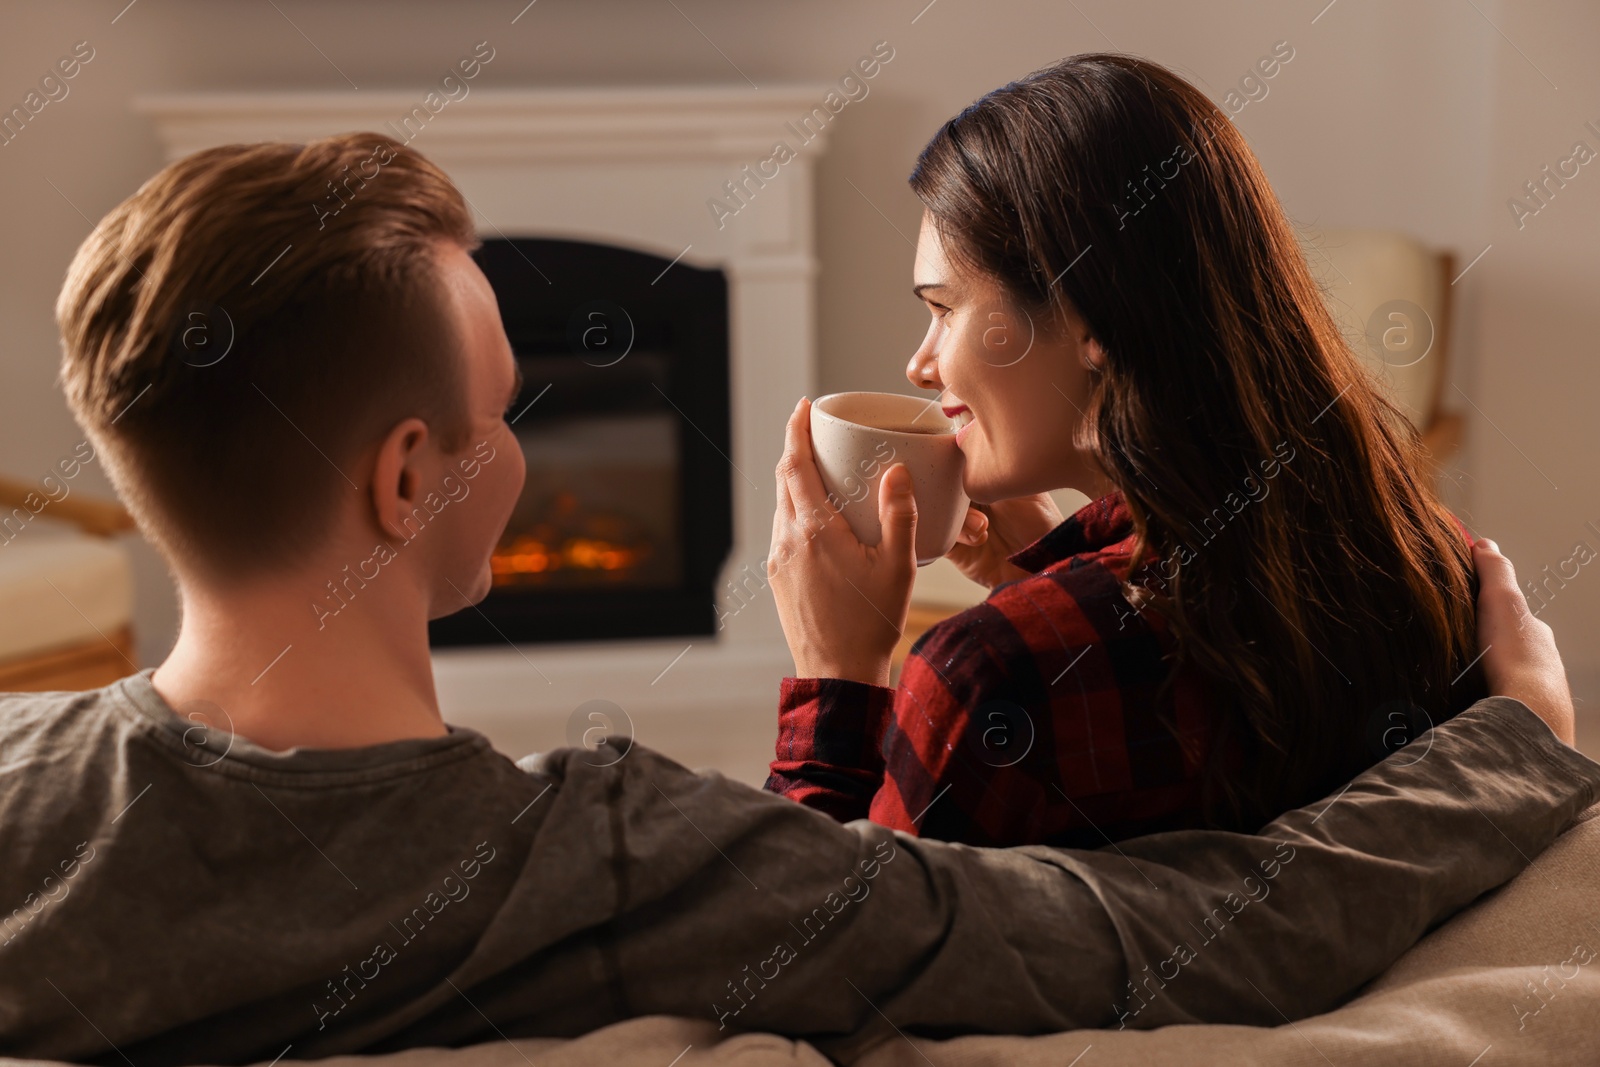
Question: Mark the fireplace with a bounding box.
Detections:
[428,237,733,646]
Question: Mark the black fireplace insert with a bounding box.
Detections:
[427,237,733,647]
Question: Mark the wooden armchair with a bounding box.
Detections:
[1304,227,1465,481]
[0,474,138,692]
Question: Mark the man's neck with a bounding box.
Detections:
[150,563,447,752]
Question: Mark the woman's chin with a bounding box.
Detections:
[960,469,1005,506]
[962,460,1042,504]
[957,434,1007,504]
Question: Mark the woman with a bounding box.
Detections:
[763,53,1485,846]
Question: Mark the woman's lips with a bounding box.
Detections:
[955,416,977,445]
[942,403,975,444]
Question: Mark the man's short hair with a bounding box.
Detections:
[55,132,480,582]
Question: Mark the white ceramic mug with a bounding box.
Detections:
[808,391,970,566]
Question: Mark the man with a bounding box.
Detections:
[1,132,1592,1065]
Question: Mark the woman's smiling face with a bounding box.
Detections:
[904,212,1111,504]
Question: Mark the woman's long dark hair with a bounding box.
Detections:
[910,53,1485,831]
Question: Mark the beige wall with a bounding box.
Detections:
[1,1,1595,731]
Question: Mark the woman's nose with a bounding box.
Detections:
[906,342,941,392]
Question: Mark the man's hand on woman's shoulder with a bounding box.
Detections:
[1475,537,1577,745]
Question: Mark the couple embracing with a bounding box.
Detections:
[0,53,1592,1064]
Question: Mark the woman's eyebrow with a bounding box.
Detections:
[912,282,948,299]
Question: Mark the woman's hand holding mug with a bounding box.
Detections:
[769,397,918,688]
[945,494,1065,590]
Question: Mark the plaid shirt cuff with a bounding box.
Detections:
[765,677,894,822]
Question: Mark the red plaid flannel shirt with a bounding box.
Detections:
[765,491,1223,848]
[768,491,1480,846]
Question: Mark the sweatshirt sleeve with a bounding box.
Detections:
[764,676,894,822]
[551,694,1600,1056]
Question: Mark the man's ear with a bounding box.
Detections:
[370,417,432,541]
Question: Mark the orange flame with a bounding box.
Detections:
[491,533,651,583]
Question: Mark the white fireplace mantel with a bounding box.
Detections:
[136,87,834,781]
